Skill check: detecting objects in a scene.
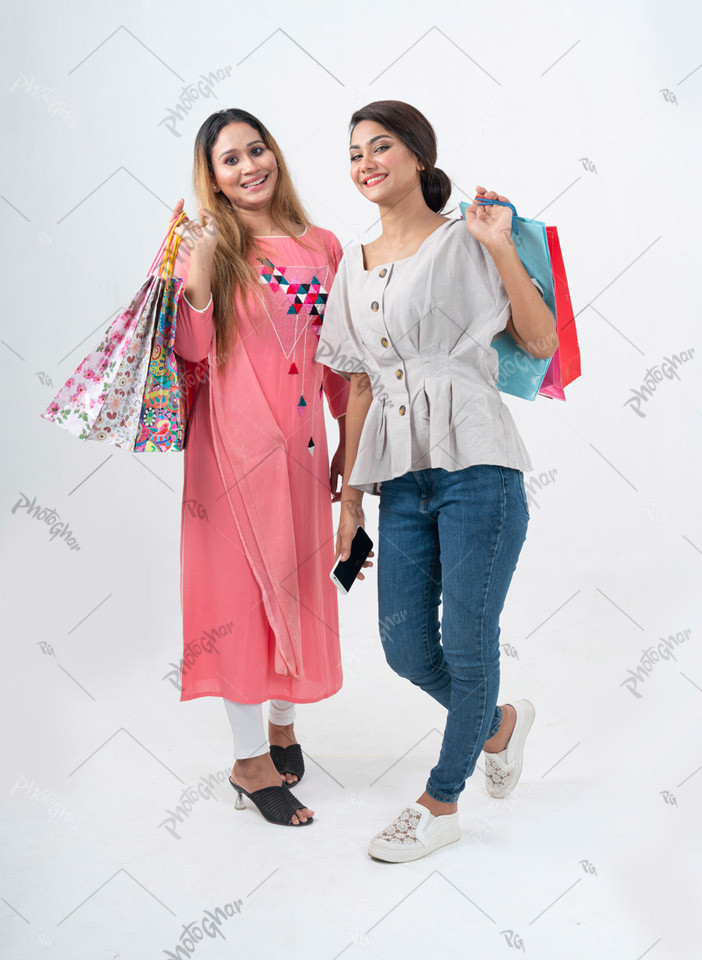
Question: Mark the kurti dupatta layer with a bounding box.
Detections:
[207,328,304,680]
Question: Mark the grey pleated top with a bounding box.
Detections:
[314,217,536,495]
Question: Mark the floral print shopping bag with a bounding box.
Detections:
[42,212,189,451]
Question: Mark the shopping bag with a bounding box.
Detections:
[134,276,187,451]
[536,227,572,400]
[41,277,154,440]
[86,276,168,447]
[543,225,581,391]
[459,198,578,401]
[42,211,189,450]
[538,342,565,400]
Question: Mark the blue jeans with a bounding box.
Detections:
[377,464,530,803]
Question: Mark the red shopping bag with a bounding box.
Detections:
[538,227,581,399]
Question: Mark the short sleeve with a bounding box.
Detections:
[315,254,367,382]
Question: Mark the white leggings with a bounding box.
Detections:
[223,698,297,760]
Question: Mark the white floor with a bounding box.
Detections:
[3,491,700,959]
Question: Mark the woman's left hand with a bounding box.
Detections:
[463,184,513,250]
[330,444,345,503]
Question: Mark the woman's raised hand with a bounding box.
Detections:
[171,198,220,261]
[463,184,513,250]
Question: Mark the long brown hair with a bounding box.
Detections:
[192,108,317,360]
[349,100,452,214]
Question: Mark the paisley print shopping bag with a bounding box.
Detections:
[134,276,186,451]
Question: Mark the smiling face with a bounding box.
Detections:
[349,119,424,206]
[210,121,278,212]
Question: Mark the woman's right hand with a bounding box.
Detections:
[336,499,375,583]
[171,198,220,261]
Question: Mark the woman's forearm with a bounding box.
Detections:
[487,236,558,359]
[184,249,215,311]
[341,373,372,505]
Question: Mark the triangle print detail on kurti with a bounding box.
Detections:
[257,257,331,359]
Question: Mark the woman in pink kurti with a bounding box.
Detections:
[171,108,356,827]
[175,227,348,704]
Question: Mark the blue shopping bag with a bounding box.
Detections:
[459,199,557,401]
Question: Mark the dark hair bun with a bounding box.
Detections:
[421,166,451,213]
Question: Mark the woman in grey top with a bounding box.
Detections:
[315,100,558,863]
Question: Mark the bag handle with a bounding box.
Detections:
[147,211,188,278]
[159,217,184,278]
[465,197,520,236]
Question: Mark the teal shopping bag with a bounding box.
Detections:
[459,199,557,401]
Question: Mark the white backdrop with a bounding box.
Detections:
[2,1,701,958]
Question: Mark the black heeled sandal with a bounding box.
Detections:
[269,743,305,783]
[228,777,313,826]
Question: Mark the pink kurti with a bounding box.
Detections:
[173,225,349,703]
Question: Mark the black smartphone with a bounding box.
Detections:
[329,526,374,595]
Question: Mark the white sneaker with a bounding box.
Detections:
[483,699,535,799]
[368,803,461,863]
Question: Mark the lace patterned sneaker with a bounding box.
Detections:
[368,803,461,863]
[483,699,535,799]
